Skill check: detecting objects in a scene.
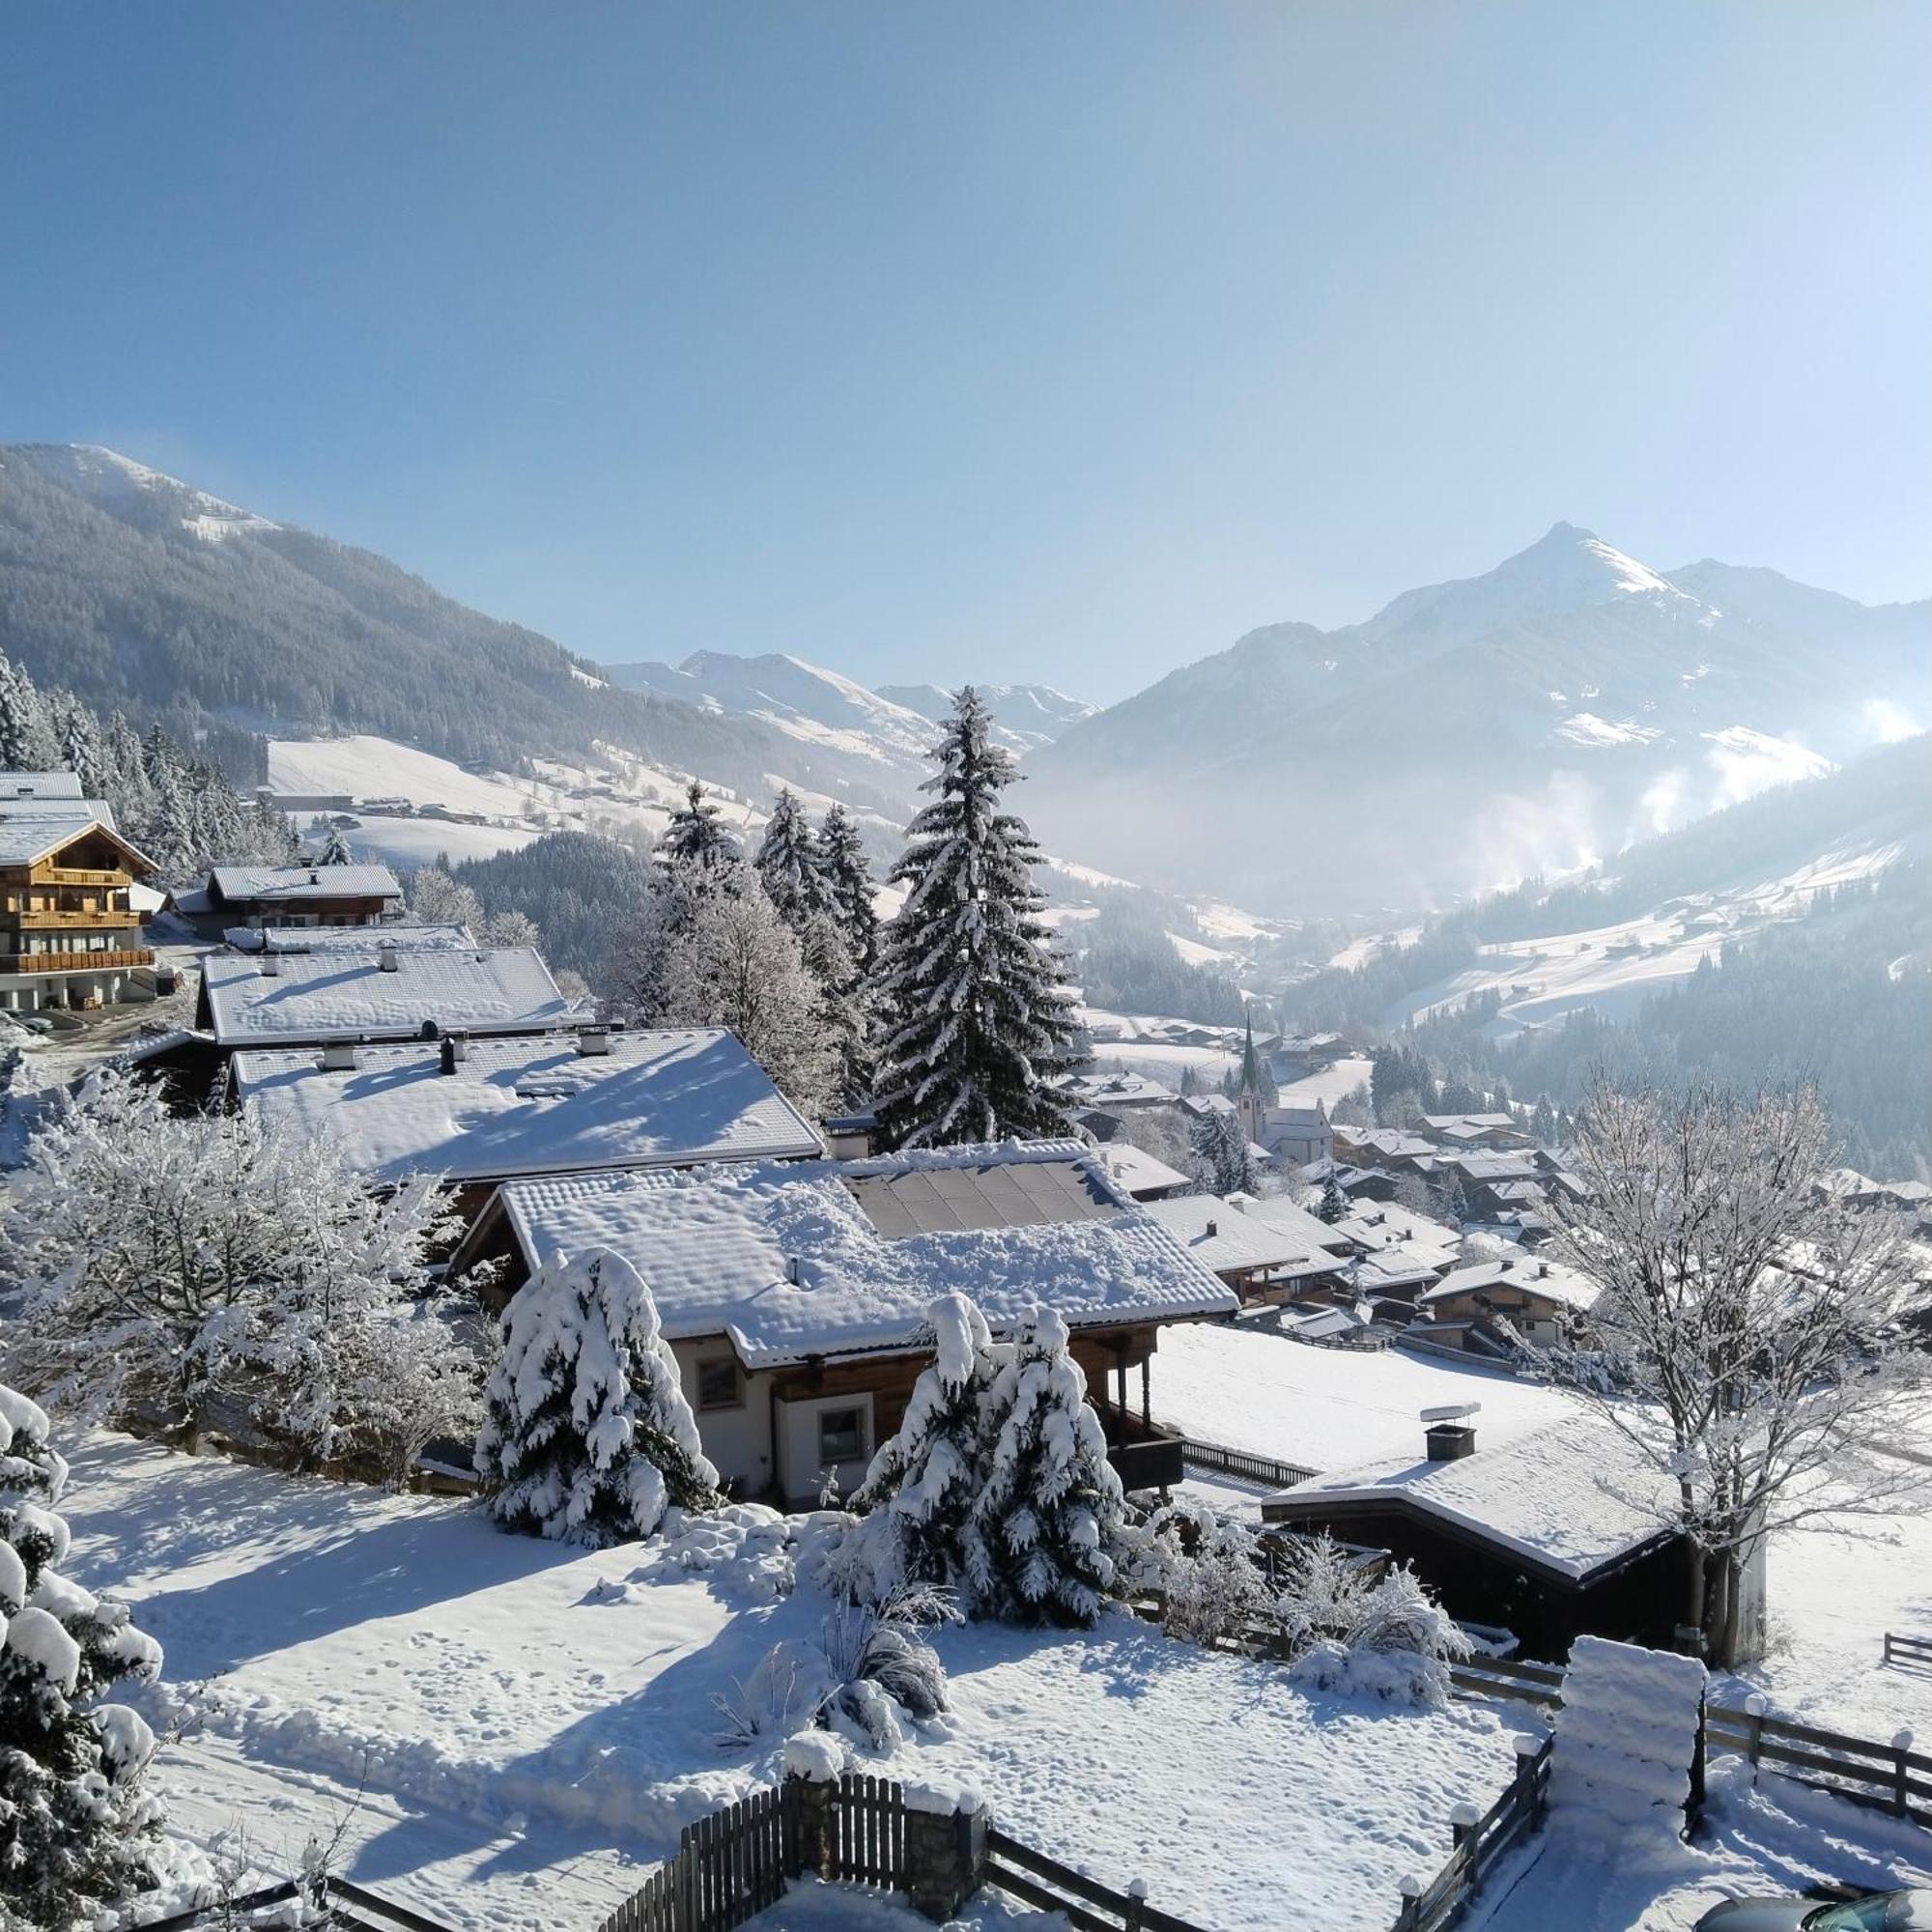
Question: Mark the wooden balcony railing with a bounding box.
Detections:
[0,948,154,975]
[2,908,132,927]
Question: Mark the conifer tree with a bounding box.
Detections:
[659,781,742,875]
[0,654,58,773]
[753,788,829,931]
[475,1247,719,1547]
[872,688,1076,1149]
[1189,1108,1257,1196]
[815,804,878,973]
[853,1293,1003,1589]
[314,824,355,867]
[966,1309,1123,1627]
[0,1384,169,1924]
[1318,1174,1350,1224]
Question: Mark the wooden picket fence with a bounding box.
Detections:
[1446,1653,1566,1711]
[1390,1736,1552,1932]
[982,1827,1211,1932]
[1883,1631,1932,1669]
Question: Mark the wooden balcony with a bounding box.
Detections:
[1095,1404,1186,1492]
[4,907,131,928]
[41,867,133,887]
[0,948,154,975]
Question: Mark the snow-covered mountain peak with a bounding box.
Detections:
[9,442,279,542]
[1365,522,1705,650]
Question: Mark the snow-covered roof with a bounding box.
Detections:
[0,810,148,869]
[208,863,404,904]
[1065,1071,1178,1108]
[199,942,582,1045]
[1340,1129,1436,1162]
[1263,1411,1672,1581]
[1333,1204,1462,1264]
[1227,1191,1355,1256]
[1263,1105,1329,1131]
[1091,1141,1191,1198]
[483,1140,1237,1369]
[252,922,476,953]
[1444,1151,1546,1181]
[1142,1195,1337,1279]
[1421,1114,1518,1133]
[231,1029,824,1186]
[1420,1254,1600,1314]
[0,771,82,799]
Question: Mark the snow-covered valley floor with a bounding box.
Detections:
[66,1435,1523,1932]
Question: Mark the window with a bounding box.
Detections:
[817,1406,867,1465]
[696,1359,742,1412]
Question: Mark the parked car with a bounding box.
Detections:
[1697,1889,1932,1930]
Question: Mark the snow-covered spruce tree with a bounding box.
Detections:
[851,1293,1005,1593]
[871,688,1076,1150]
[966,1308,1124,1627]
[0,1383,169,1925]
[0,653,60,774]
[660,781,742,876]
[0,1068,463,1468]
[313,824,355,867]
[476,1247,720,1547]
[1537,1076,1928,1667]
[798,907,875,1110]
[1317,1174,1350,1224]
[815,804,878,974]
[1189,1108,1257,1196]
[754,789,831,932]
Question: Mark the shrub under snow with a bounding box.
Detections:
[476,1246,719,1548]
[0,1383,169,1926]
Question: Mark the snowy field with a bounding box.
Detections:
[1149,1321,1582,1470]
[1275,1055,1375,1111]
[268,738,542,818]
[334,815,547,870]
[61,1434,1523,1932]
[1387,840,1908,1037]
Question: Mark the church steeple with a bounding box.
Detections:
[1236,1009,1264,1147]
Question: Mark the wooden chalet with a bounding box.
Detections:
[450,1140,1237,1507]
[0,785,156,1013]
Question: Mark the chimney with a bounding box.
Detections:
[1538,1262,1550,1279]
[308,869,320,885]
[378,941,399,973]
[321,1040,357,1072]
[575,1026,611,1057]
[785,1256,802,1285]
[1206,1218,1219,1237]
[1422,1404,1480,1461]
[259,952,280,978]
[439,1035,469,1074]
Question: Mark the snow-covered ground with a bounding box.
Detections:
[268,739,540,818]
[1275,1055,1375,1111]
[1385,841,1908,1037]
[1150,1321,1581,1470]
[60,1434,1521,1932]
[336,815,547,870]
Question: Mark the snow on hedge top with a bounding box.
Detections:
[233,1029,823,1184]
[495,1141,1236,1367]
[209,863,404,903]
[202,942,582,1044]
[1265,1411,1669,1578]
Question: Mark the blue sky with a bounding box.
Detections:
[3,2,1926,703]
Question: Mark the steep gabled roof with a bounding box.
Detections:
[0,811,154,873]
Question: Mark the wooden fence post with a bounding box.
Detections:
[1394,1873,1423,1931]
[1449,1801,1479,1896]
[1123,1877,1149,1932]
[1893,1730,1915,1818]
[1512,1733,1545,1827]
[1689,1697,1707,1831]
[1745,1693,1767,1784]
[1886,1634,1896,1666]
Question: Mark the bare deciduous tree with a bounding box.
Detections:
[1542,1077,1927,1665]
